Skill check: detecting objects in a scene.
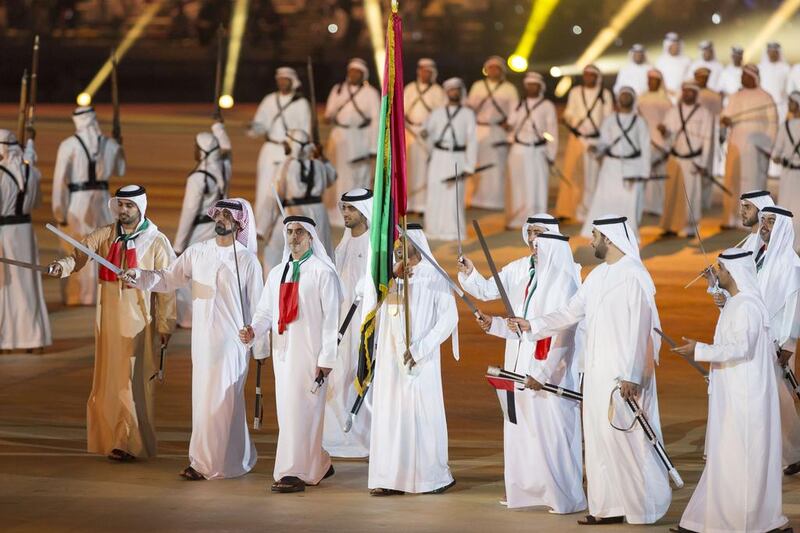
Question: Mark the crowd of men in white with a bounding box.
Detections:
[0,30,799,531]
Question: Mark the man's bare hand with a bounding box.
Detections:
[507,317,531,333]
[160,334,171,348]
[778,349,794,367]
[524,375,543,391]
[239,325,254,344]
[315,366,333,378]
[393,261,414,279]
[673,337,698,358]
[403,349,416,369]
[720,116,732,128]
[619,380,641,401]
[47,262,62,278]
[475,310,492,332]
[457,256,474,275]
[657,124,667,137]
[711,291,727,308]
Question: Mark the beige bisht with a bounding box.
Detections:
[54,188,176,458]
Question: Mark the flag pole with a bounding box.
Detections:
[401,215,412,355]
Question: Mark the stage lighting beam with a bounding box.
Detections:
[364,0,386,85]
[507,0,561,73]
[220,0,250,109]
[743,0,800,62]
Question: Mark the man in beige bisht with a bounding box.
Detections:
[49,185,176,461]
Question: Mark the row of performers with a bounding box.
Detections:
[3,172,798,530]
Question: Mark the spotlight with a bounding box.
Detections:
[327,23,339,34]
[572,25,582,35]
[76,92,92,106]
[508,54,529,73]
[218,94,234,109]
[507,0,561,76]
[549,66,562,77]
[711,12,721,24]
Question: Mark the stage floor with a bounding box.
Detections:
[0,104,798,532]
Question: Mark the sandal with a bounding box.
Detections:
[369,488,404,496]
[179,466,205,481]
[108,449,136,462]
[577,515,624,526]
[271,476,305,493]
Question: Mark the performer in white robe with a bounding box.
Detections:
[404,58,446,213]
[49,186,175,461]
[637,70,672,216]
[655,32,692,103]
[673,249,788,533]
[556,65,613,222]
[755,206,800,475]
[506,72,557,229]
[510,215,672,525]
[0,130,51,350]
[324,58,380,225]
[243,216,341,492]
[368,225,459,495]
[173,132,229,328]
[211,120,232,188]
[127,199,263,480]
[720,65,778,228]
[460,217,586,513]
[718,46,744,100]
[248,67,311,238]
[771,92,800,251]
[689,40,723,92]
[659,82,715,237]
[466,56,519,210]
[614,44,651,96]
[52,106,126,306]
[738,190,774,254]
[759,42,790,123]
[581,87,651,239]
[423,78,477,241]
[263,129,336,271]
[324,188,373,458]
[693,68,724,209]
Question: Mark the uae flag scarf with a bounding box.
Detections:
[99,219,150,282]
[278,248,313,333]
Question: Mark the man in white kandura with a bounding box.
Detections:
[693,67,724,210]
[324,188,373,458]
[771,92,800,250]
[754,206,800,476]
[655,32,691,103]
[614,44,651,96]
[719,46,744,99]
[689,40,723,92]
[369,224,459,496]
[125,199,264,481]
[241,215,341,493]
[556,64,613,222]
[737,189,774,253]
[506,72,557,229]
[248,67,311,239]
[423,77,477,241]
[510,215,672,525]
[262,129,335,271]
[52,106,126,305]
[720,64,778,228]
[173,131,229,328]
[404,58,445,213]
[49,185,175,462]
[582,87,651,239]
[324,58,380,225]
[460,216,586,513]
[659,81,715,238]
[673,249,789,533]
[634,69,671,217]
[0,129,51,351]
[467,55,519,210]
[759,42,790,122]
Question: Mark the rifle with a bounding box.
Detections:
[16,70,28,145]
[214,25,225,121]
[111,49,122,144]
[307,56,321,147]
[25,35,40,142]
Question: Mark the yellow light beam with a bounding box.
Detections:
[555,0,654,96]
[508,0,561,73]
[220,0,250,108]
[743,0,800,63]
[76,0,166,105]
[364,0,386,85]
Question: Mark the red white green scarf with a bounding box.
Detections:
[99,219,150,282]
[278,249,313,333]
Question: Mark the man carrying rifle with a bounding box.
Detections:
[48,185,175,462]
[0,129,51,352]
[125,199,264,480]
[509,215,671,525]
[52,106,126,305]
[459,215,586,513]
[672,250,789,532]
[323,188,373,458]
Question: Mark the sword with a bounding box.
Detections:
[472,220,517,325]
[487,366,583,401]
[396,225,481,317]
[111,48,121,144]
[271,182,286,218]
[149,343,167,382]
[46,223,122,275]
[337,297,361,344]
[442,163,494,183]
[653,328,709,380]
[783,364,800,402]
[344,381,370,433]
[455,163,463,260]
[0,256,52,273]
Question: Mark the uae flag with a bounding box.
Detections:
[486,375,518,425]
[354,5,408,397]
